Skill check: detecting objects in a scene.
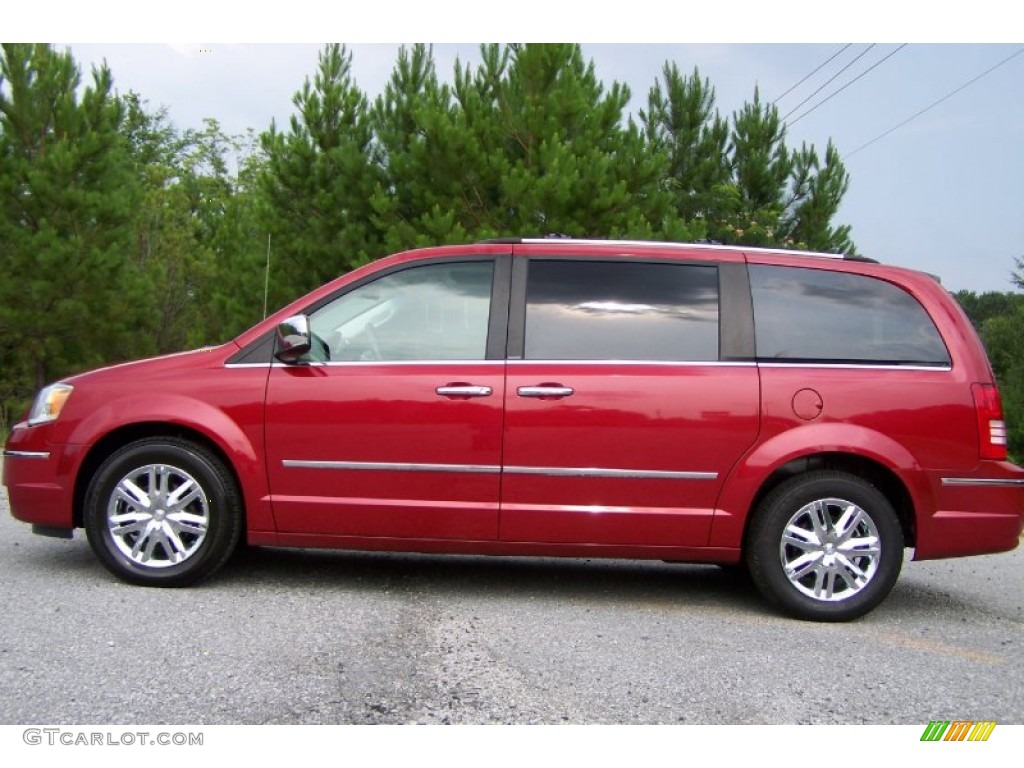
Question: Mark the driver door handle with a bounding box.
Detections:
[436,384,493,398]
[517,385,575,398]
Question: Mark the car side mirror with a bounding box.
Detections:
[274,315,312,364]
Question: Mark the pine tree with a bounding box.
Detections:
[121,97,266,350]
[704,88,793,246]
[641,63,730,228]
[370,44,472,251]
[779,141,853,252]
[371,44,675,244]
[470,43,670,238]
[258,44,382,307]
[641,73,855,254]
[0,44,147,423]
[206,129,270,339]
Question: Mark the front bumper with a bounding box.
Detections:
[3,423,78,531]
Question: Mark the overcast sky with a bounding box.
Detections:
[11,3,1024,294]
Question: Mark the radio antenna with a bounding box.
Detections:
[262,233,271,319]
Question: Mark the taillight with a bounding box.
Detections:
[971,383,1007,461]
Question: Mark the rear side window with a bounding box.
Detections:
[749,265,950,366]
[524,260,719,361]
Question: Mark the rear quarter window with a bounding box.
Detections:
[749,264,950,366]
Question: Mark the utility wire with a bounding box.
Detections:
[848,46,1024,158]
[781,44,876,121]
[773,44,853,105]
[788,44,908,127]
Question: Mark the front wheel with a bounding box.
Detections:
[746,471,904,621]
[84,438,243,586]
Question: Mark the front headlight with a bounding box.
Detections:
[27,383,74,425]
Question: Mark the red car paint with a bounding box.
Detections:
[4,239,1022,618]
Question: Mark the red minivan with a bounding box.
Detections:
[4,239,1023,620]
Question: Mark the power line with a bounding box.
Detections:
[773,44,852,105]
[781,44,876,122]
[848,47,1024,158]
[788,44,907,127]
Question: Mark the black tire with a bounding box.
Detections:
[84,438,243,587]
[745,470,904,621]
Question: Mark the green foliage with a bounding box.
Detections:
[5,42,1021,467]
[642,71,853,253]
[2,42,871,429]
[258,44,382,307]
[206,131,270,339]
[0,44,147,425]
[121,97,266,349]
[641,64,728,231]
[954,289,1022,328]
[218,42,864,330]
[369,44,472,251]
[779,141,853,252]
[984,306,1024,463]
[369,43,678,246]
[956,289,1024,462]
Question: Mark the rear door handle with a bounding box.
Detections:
[436,384,493,398]
[517,385,574,398]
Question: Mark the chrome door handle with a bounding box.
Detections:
[436,385,493,398]
[517,385,574,398]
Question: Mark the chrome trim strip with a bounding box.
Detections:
[241,360,949,371]
[503,466,718,480]
[237,360,760,369]
[282,460,717,481]
[941,478,1024,488]
[758,362,952,372]
[266,360,504,368]
[2,450,50,460]
[283,460,501,474]
[506,360,756,368]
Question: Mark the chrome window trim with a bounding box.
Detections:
[508,360,755,368]
[252,360,505,369]
[315,360,502,367]
[233,360,952,371]
[758,362,952,372]
[231,360,758,368]
[940,478,1024,488]
[2,450,51,460]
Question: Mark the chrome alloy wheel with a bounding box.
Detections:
[779,497,881,602]
[106,463,210,568]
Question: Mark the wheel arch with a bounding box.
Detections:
[711,420,934,552]
[72,422,250,533]
[739,452,917,552]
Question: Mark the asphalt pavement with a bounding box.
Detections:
[1,485,1021,724]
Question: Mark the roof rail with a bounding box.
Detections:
[477,237,872,262]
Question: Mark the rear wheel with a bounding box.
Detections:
[746,471,904,621]
[84,438,243,586]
